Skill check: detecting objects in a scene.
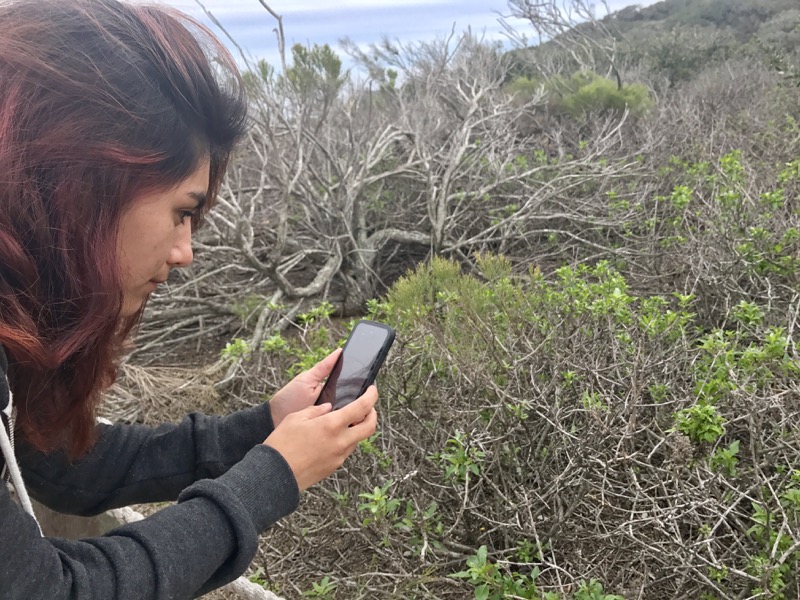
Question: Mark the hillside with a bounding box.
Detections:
[507,0,800,88]
[613,0,800,46]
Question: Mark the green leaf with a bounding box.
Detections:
[475,584,490,600]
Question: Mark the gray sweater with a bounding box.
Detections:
[0,346,300,599]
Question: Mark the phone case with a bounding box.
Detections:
[316,320,395,408]
[353,320,395,396]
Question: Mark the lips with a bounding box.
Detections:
[146,279,165,292]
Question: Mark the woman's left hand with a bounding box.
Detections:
[268,348,342,428]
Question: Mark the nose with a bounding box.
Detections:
[168,221,194,268]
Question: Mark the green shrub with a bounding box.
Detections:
[549,71,653,118]
[311,256,799,598]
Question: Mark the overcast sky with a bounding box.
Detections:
[159,0,658,69]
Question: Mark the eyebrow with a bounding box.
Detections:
[187,191,208,211]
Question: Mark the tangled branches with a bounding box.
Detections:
[241,258,800,599]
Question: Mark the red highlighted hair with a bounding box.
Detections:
[0,0,247,457]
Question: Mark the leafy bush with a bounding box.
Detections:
[553,71,653,118]
[642,152,800,325]
[506,71,653,117]
[257,256,800,598]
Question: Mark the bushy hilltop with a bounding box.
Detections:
[121,1,800,598]
[508,0,800,90]
[613,0,799,45]
[615,0,800,83]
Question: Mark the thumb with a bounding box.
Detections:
[303,401,334,419]
[307,348,342,382]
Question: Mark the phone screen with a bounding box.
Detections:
[317,322,393,410]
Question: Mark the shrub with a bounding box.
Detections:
[260,256,800,598]
[546,71,653,118]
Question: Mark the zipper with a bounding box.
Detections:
[1,411,9,483]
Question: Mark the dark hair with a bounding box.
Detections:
[0,0,248,457]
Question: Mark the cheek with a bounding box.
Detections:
[139,231,173,268]
[117,221,172,283]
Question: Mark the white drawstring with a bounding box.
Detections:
[1,379,43,536]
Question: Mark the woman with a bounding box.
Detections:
[0,0,378,598]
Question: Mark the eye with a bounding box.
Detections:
[177,210,195,225]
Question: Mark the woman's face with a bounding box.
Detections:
[116,160,210,317]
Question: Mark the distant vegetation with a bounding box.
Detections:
[129,1,800,598]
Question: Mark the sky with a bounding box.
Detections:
[159,0,659,71]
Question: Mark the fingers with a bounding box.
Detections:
[307,348,342,382]
[330,408,377,463]
[330,385,378,427]
[311,386,378,446]
[304,401,333,418]
[345,407,378,446]
[264,386,378,491]
[279,401,332,426]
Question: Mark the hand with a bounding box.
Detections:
[263,385,379,491]
[268,348,342,429]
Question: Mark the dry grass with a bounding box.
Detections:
[103,361,232,425]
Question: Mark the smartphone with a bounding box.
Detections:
[315,320,395,410]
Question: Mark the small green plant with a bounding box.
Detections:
[561,370,580,387]
[710,440,740,477]
[220,338,250,361]
[394,500,445,556]
[358,480,401,526]
[359,433,392,469]
[581,390,608,412]
[329,490,349,506]
[288,345,333,377]
[431,432,487,483]
[248,567,277,592]
[733,301,765,327]
[780,470,800,520]
[670,185,693,211]
[450,545,541,600]
[297,301,335,326]
[746,554,791,600]
[574,579,625,600]
[648,383,670,403]
[365,298,390,321]
[639,296,693,340]
[261,333,288,353]
[450,546,498,600]
[302,576,336,598]
[693,330,737,403]
[674,403,726,444]
[707,565,728,584]
[515,539,547,563]
[746,488,800,600]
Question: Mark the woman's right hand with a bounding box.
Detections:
[263,386,378,491]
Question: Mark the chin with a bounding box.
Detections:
[120,296,147,318]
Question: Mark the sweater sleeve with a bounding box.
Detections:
[16,402,277,515]
[1,443,299,599]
